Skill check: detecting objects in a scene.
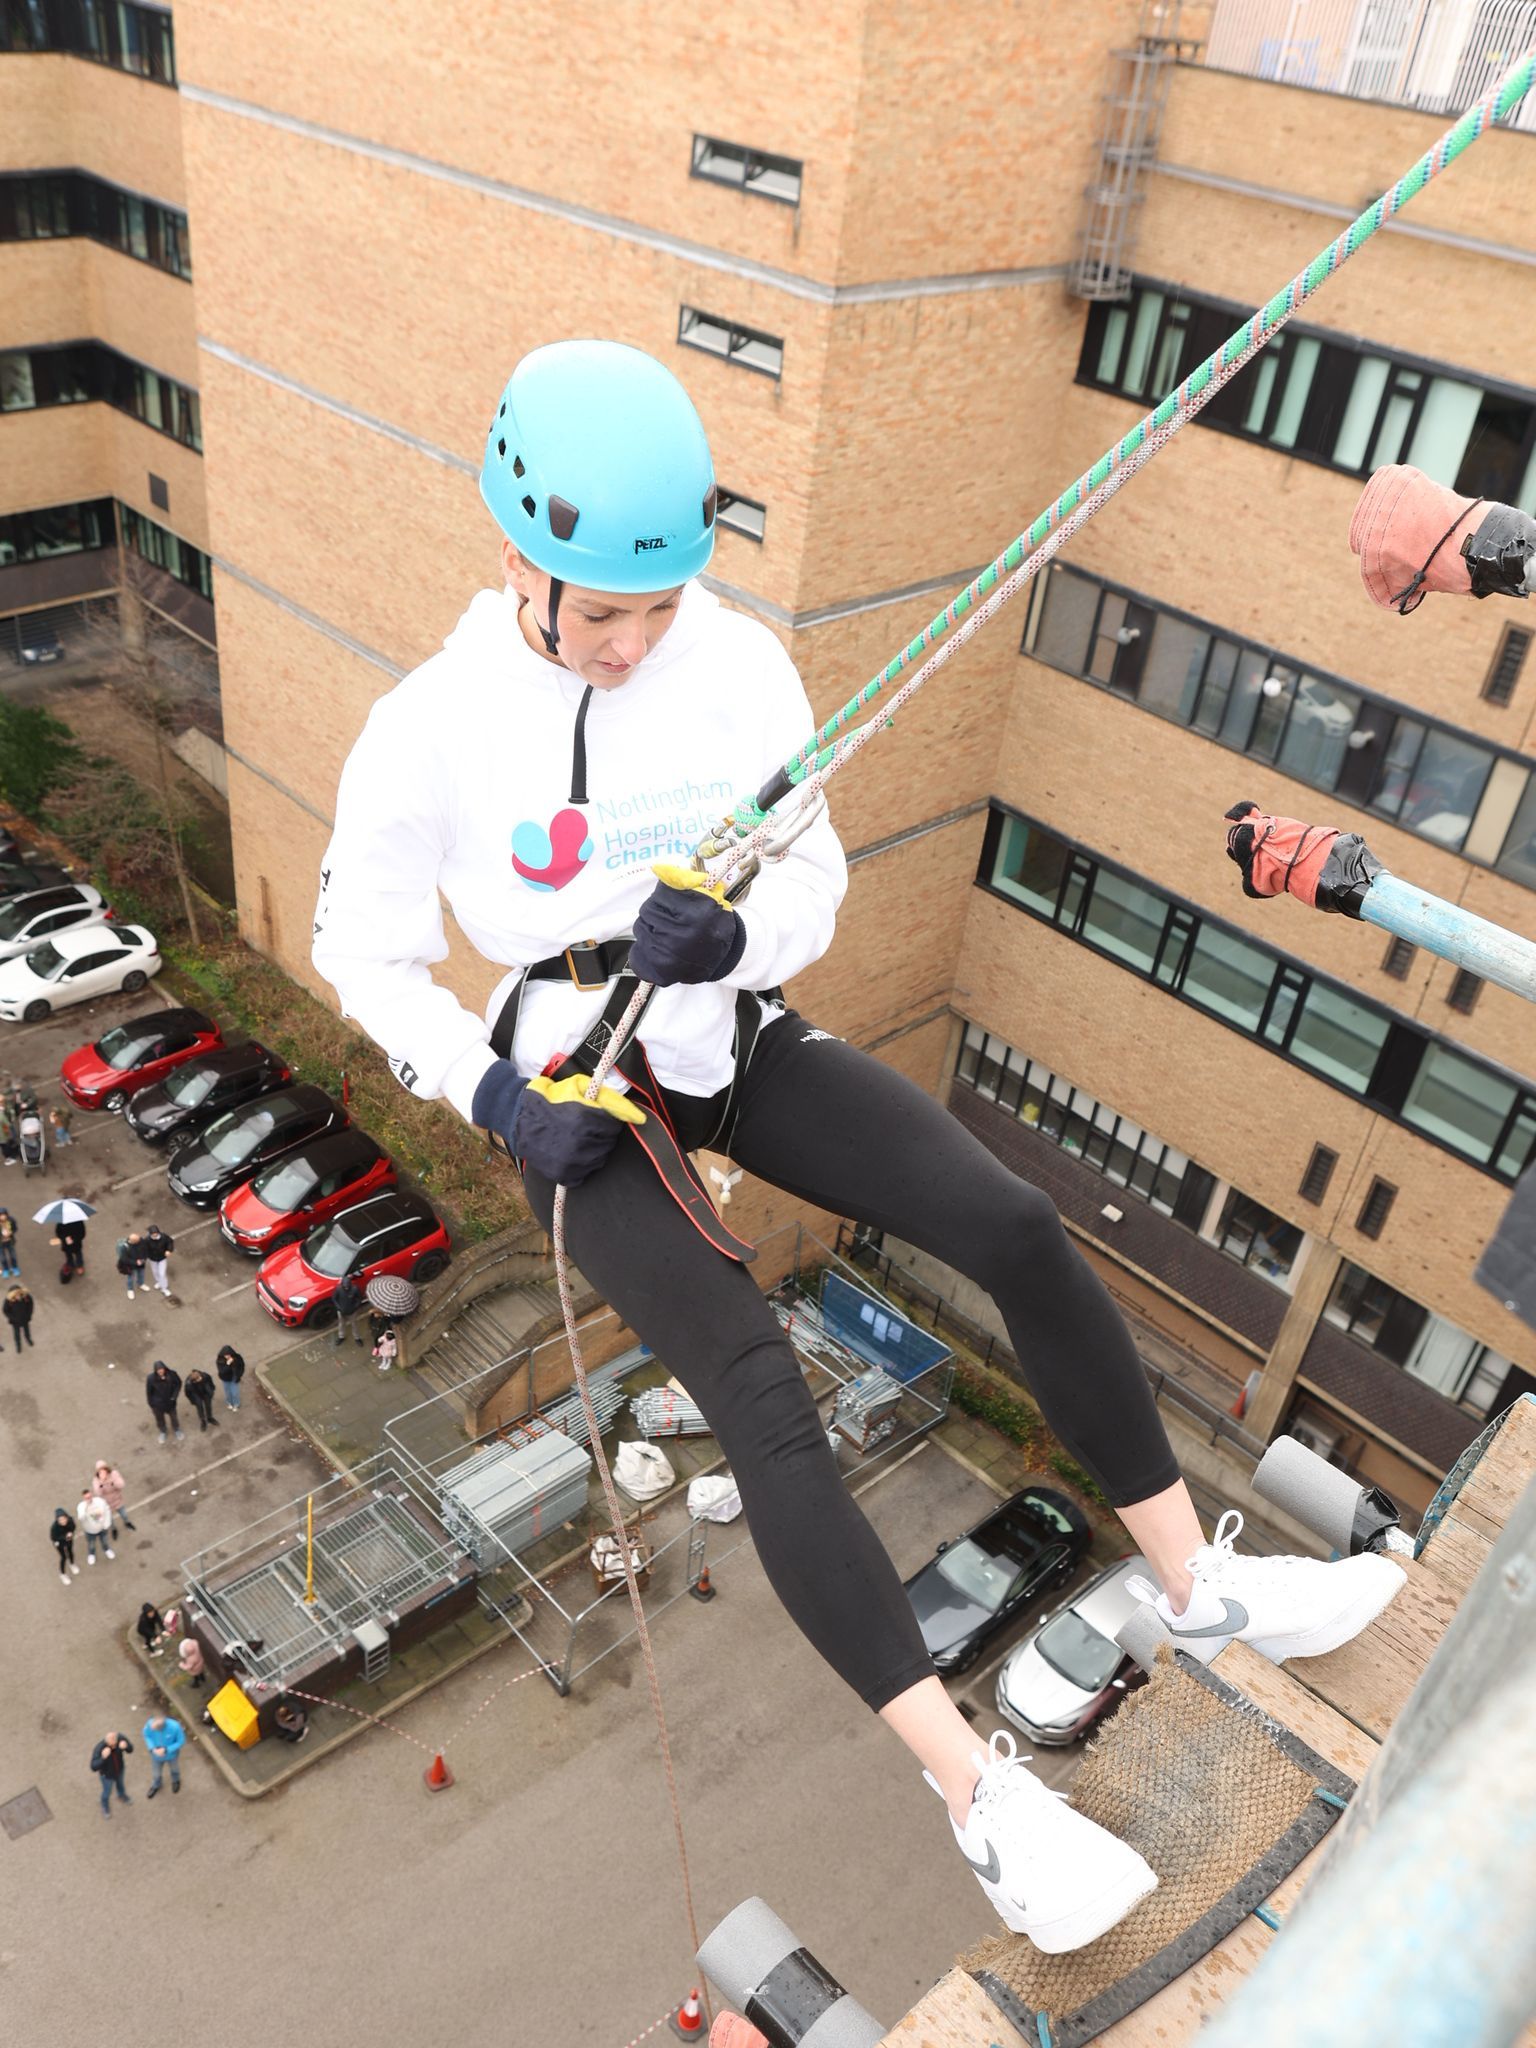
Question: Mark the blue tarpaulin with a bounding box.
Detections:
[820,1272,951,1383]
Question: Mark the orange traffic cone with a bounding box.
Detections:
[423,1751,454,1792]
[709,2015,769,2048]
[689,1564,717,1603]
[669,1987,705,2038]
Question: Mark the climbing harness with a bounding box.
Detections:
[538,43,1536,2010]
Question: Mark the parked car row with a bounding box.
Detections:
[0,853,163,1021]
[899,1486,1152,1746]
[57,1001,451,1328]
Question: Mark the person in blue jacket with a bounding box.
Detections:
[142,1712,186,1798]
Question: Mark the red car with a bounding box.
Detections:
[220,1129,395,1255]
[60,1007,222,1112]
[256,1189,450,1329]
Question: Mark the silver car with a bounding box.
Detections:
[995,1553,1152,1746]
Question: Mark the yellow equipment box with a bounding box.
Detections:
[206,1678,261,1749]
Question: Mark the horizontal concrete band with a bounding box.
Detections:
[202,332,989,631]
[212,553,973,869]
[1153,159,1536,271]
[178,81,1067,307]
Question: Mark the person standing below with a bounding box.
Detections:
[177,1636,205,1690]
[142,1222,174,1299]
[115,1231,148,1300]
[91,1459,136,1540]
[372,1326,398,1372]
[76,1487,114,1565]
[90,1731,133,1816]
[145,1360,183,1443]
[48,1102,73,1147]
[272,1699,309,1745]
[50,1506,78,1585]
[137,1602,166,1655]
[214,1344,244,1411]
[184,1367,219,1432]
[0,1205,20,1275]
[4,1282,33,1350]
[331,1271,366,1348]
[57,1214,86,1274]
[142,1713,186,1798]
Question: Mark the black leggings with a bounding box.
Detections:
[521,1011,1181,1711]
[52,1536,74,1571]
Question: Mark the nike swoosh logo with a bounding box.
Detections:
[1169,1596,1249,1638]
[963,1840,1002,1885]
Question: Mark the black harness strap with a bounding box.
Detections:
[488,960,777,1264]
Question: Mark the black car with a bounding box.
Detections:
[124,1040,293,1146]
[902,1486,1093,1675]
[166,1084,347,1207]
[0,860,73,901]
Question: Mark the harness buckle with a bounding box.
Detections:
[563,940,611,991]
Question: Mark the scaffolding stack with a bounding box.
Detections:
[631,1385,711,1438]
[438,1424,593,1567]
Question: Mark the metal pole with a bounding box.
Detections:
[303,1494,315,1605]
[1359,872,1536,1005]
[1196,1470,1536,2048]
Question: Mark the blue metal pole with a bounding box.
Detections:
[1359,873,1536,1005]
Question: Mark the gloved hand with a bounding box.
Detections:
[472,1059,645,1186]
[629,863,748,986]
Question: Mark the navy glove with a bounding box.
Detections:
[629,864,748,986]
[472,1057,645,1187]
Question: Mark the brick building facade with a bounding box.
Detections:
[4,0,1533,1508]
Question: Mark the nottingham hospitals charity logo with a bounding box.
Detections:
[511,808,594,892]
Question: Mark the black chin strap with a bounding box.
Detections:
[537,575,564,655]
[569,682,593,805]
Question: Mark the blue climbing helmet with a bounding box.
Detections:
[480,340,718,595]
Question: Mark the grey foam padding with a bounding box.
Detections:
[698,1897,796,2009]
[698,1899,884,2048]
[1253,1435,1362,1552]
[1117,1603,1174,1673]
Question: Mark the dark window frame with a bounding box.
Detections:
[689,135,802,207]
[0,338,200,450]
[1299,1144,1338,1203]
[1382,936,1417,979]
[0,494,114,565]
[0,0,175,81]
[1447,968,1484,1015]
[118,499,212,601]
[1483,625,1530,707]
[979,800,1536,1186]
[677,305,784,381]
[1079,275,1536,502]
[1025,558,1536,888]
[1357,1178,1398,1240]
[715,488,766,542]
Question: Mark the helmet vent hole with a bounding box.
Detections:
[702,484,718,529]
[496,437,506,460]
[498,400,505,418]
[512,454,525,478]
[547,495,580,542]
[521,494,537,518]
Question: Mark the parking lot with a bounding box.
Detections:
[0,981,1117,2044]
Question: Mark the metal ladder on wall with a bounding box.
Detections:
[1071,2,1199,301]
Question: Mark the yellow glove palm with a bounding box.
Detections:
[525,1073,647,1126]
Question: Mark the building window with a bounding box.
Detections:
[0,496,114,565]
[1484,626,1530,707]
[690,136,802,206]
[715,489,766,542]
[1299,1144,1338,1203]
[952,1023,1213,1221]
[118,501,212,601]
[0,340,200,449]
[677,307,783,380]
[977,802,1536,1186]
[1446,968,1483,1015]
[1356,1178,1397,1240]
[1214,1190,1303,1286]
[1024,560,1534,889]
[1324,1260,1510,1413]
[1080,277,1536,506]
[1382,937,1416,979]
[0,0,175,79]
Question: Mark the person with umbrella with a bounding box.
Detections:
[35,1196,94,1277]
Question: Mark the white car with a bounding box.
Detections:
[0,923,161,1022]
[0,884,112,963]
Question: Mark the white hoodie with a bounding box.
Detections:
[312,582,847,1121]
[77,1494,112,1537]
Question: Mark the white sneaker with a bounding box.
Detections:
[929,1730,1157,1952]
[1127,1510,1406,1666]
[126,1288,135,1299]
[70,1562,80,1575]
[60,1572,70,1586]
[104,1547,115,1559]
[87,1553,95,1565]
